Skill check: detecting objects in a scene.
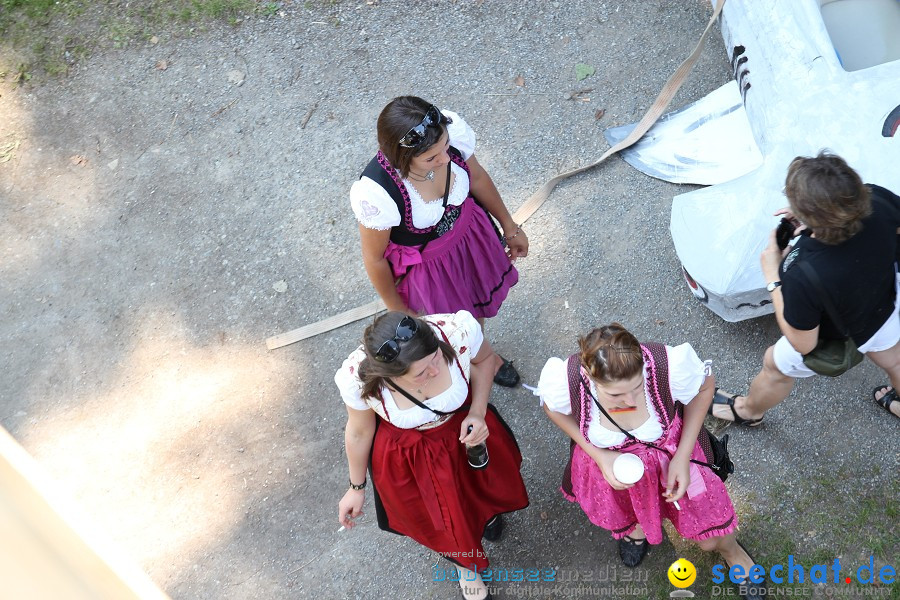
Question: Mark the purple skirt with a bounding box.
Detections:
[384,198,517,319]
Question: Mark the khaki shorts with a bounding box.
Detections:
[773,273,900,378]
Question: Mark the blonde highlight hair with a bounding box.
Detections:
[578,323,643,384]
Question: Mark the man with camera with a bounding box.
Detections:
[711,152,900,424]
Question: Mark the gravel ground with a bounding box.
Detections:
[1,1,897,599]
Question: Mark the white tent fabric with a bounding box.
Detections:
[608,0,900,321]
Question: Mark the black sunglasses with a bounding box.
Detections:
[397,105,452,148]
[374,316,419,362]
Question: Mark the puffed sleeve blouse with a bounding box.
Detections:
[349,109,477,231]
[334,310,484,429]
[535,343,707,448]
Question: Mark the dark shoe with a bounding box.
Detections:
[483,515,504,542]
[709,388,764,427]
[493,357,520,388]
[617,535,649,567]
[730,541,765,600]
[873,385,900,418]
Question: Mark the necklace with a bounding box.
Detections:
[416,377,431,396]
[407,169,435,182]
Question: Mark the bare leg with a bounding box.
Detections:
[456,566,488,600]
[866,341,900,393]
[627,523,646,540]
[697,533,755,576]
[478,317,507,379]
[712,346,795,422]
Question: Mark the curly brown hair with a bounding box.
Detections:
[578,323,644,384]
[785,151,871,245]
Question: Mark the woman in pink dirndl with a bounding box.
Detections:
[536,323,763,598]
[350,96,525,387]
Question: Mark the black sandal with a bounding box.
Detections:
[617,535,649,567]
[872,385,900,417]
[708,388,764,427]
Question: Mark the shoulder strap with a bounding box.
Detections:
[641,343,677,425]
[361,152,405,213]
[566,355,589,437]
[385,378,455,416]
[798,261,850,336]
[361,152,443,246]
[572,360,719,471]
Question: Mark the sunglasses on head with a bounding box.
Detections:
[397,105,452,148]
[373,316,419,362]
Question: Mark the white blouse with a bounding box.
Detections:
[349,109,477,231]
[535,344,707,448]
[335,310,484,430]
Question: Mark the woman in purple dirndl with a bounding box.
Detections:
[536,323,764,599]
[351,96,526,387]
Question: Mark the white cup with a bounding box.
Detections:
[612,453,645,484]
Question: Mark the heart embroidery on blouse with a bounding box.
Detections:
[359,200,380,219]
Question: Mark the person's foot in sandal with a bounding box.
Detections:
[617,526,649,567]
[873,385,900,419]
[708,388,765,427]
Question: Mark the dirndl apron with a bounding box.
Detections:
[367,346,528,571]
[361,148,517,319]
[560,343,737,544]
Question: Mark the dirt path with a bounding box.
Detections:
[1,2,897,599]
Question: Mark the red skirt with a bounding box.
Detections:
[370,404,529,572]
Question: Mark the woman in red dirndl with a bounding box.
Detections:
[336,310,528,600]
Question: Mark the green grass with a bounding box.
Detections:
[637,467,899,599]
[0,0,282,82]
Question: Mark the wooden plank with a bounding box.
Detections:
[0,426,170,600]
[265,299,386,350]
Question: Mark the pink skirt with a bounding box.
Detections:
[563,418,737,544]
[384,198,517,319]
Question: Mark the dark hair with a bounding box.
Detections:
[578,323,644,384]
[358,311,456,400]
[376,96,448,178]
[784,151,871,245]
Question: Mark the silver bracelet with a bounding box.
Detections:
[503,225,521,241]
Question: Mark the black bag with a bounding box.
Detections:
[703,430,734,482]
[797,263,864,377]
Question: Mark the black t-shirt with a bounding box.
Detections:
[779,185,900,345]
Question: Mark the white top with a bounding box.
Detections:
[535,343,706,448]
[335,310,484,430]
[349,110,477,231]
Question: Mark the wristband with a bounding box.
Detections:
[349,478,367,490]
[503,225,522,241]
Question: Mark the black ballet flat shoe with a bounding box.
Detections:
[493,357,520,388]
[730,541,766,600]
[617,535,649,568]
[483,515,504,542]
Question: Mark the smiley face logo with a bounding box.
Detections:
[668,558,697,588]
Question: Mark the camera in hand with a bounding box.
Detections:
[776,218,796,250]
[465,425,489,469]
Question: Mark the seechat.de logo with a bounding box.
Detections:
[710,555,896,586]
